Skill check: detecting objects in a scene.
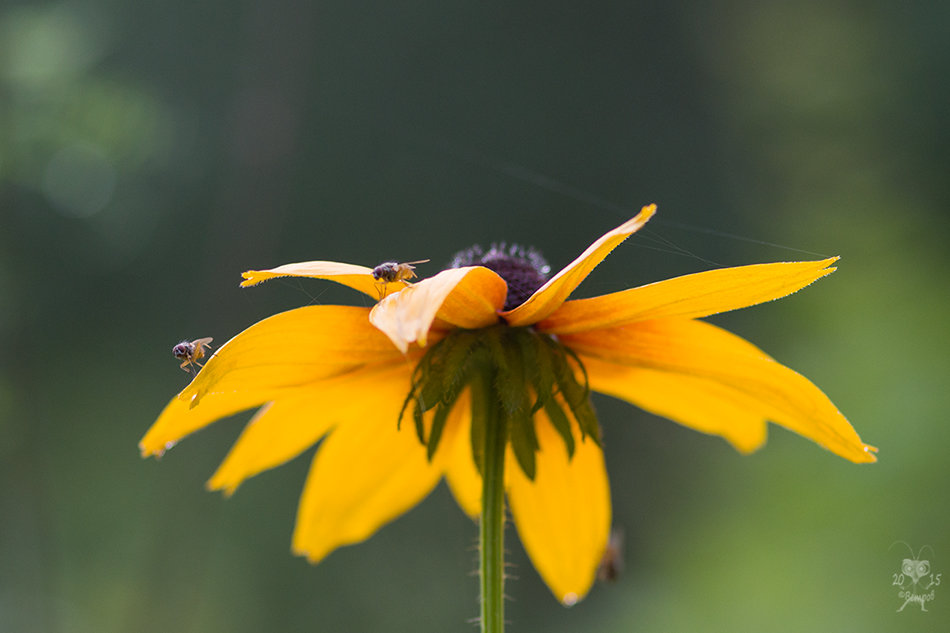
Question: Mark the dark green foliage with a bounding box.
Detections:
[542,397,575,459]
[543,336,601,446]
[397,324,597,480]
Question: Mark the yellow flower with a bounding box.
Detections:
[140,205,876,606]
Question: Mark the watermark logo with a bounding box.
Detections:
[890,542,941,612]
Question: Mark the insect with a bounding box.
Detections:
[597,527,625,583]
[371,259,429,298]
[172,337,214,374]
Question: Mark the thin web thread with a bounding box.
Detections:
[415,138,833,262]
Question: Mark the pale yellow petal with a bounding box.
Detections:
[583,356,767,453]
[540,258,839,334]
[563,319,877,463]
[240,261,380,298]
[291,389,444,564]
[207,364,414,495]
[501,205,656,327]
[507,411,611,606]
[183,305,407,406]
[370,267,504,352]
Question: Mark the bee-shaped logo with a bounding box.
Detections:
[172,337,213,375]
[891,541,941,612]
[902,557,931,586]
[371,259,429,298]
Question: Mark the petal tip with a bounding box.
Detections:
[139,439,173,459]
[291,544,326,565]
[816,256,839,276]
[560,592,580,607]
[860,443,879,463]
[617,204,656,234]
[240,271,263,287]
[206,477,238,497]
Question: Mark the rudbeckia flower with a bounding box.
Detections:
[141,205,876,611]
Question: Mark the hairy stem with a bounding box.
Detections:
[480,380,507,633]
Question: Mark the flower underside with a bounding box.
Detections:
[140,204,880,616]
[401,324,596,480]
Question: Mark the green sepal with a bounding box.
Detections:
[516,331,555,415]
[397,324,599,477]
[571,397,600,445]
[427,388,465,461]
[508,409,539,480]
[469,372,488,476]
[427,334,484,460]
[397,337,439,430]
[439,330,479,395]
[544,336,601,446]
[396,371,421,432]
[412,397,426,445]
[542,397,575,459]
[562,344,591,398]
[417,373,443,414]
[484,333,526,417]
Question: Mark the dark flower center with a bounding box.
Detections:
[450,243,551,310]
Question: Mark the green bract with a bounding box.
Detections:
[399,324,599,480]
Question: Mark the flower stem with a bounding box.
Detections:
[480,393,507,633]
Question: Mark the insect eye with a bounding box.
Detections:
[917,561,930,576]
[902,560,915,575]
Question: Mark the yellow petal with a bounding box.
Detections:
[291,388,445,564]
[369,267,505,352]
[183,305,406,405]
[539,258,839,334]
[507,410,611,606]
[501,205,655,327]
[563,319,877,463]
[207,364,414,495]
[240,261,380,298]
[441,390,482,518]
[140,387,277,457]
[583,356,767,453]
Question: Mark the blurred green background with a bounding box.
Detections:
[2,1,948,631]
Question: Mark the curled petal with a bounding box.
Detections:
[207,364,414,495]
[291,391,446,564]
[241,261,380,298]
[540,258,839,334]
[507,410,611,606]
[501,205,655,327]
[183,306,407,405]
[435,269,508,329]
[563,319,877,463]
[370,267,505,352]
